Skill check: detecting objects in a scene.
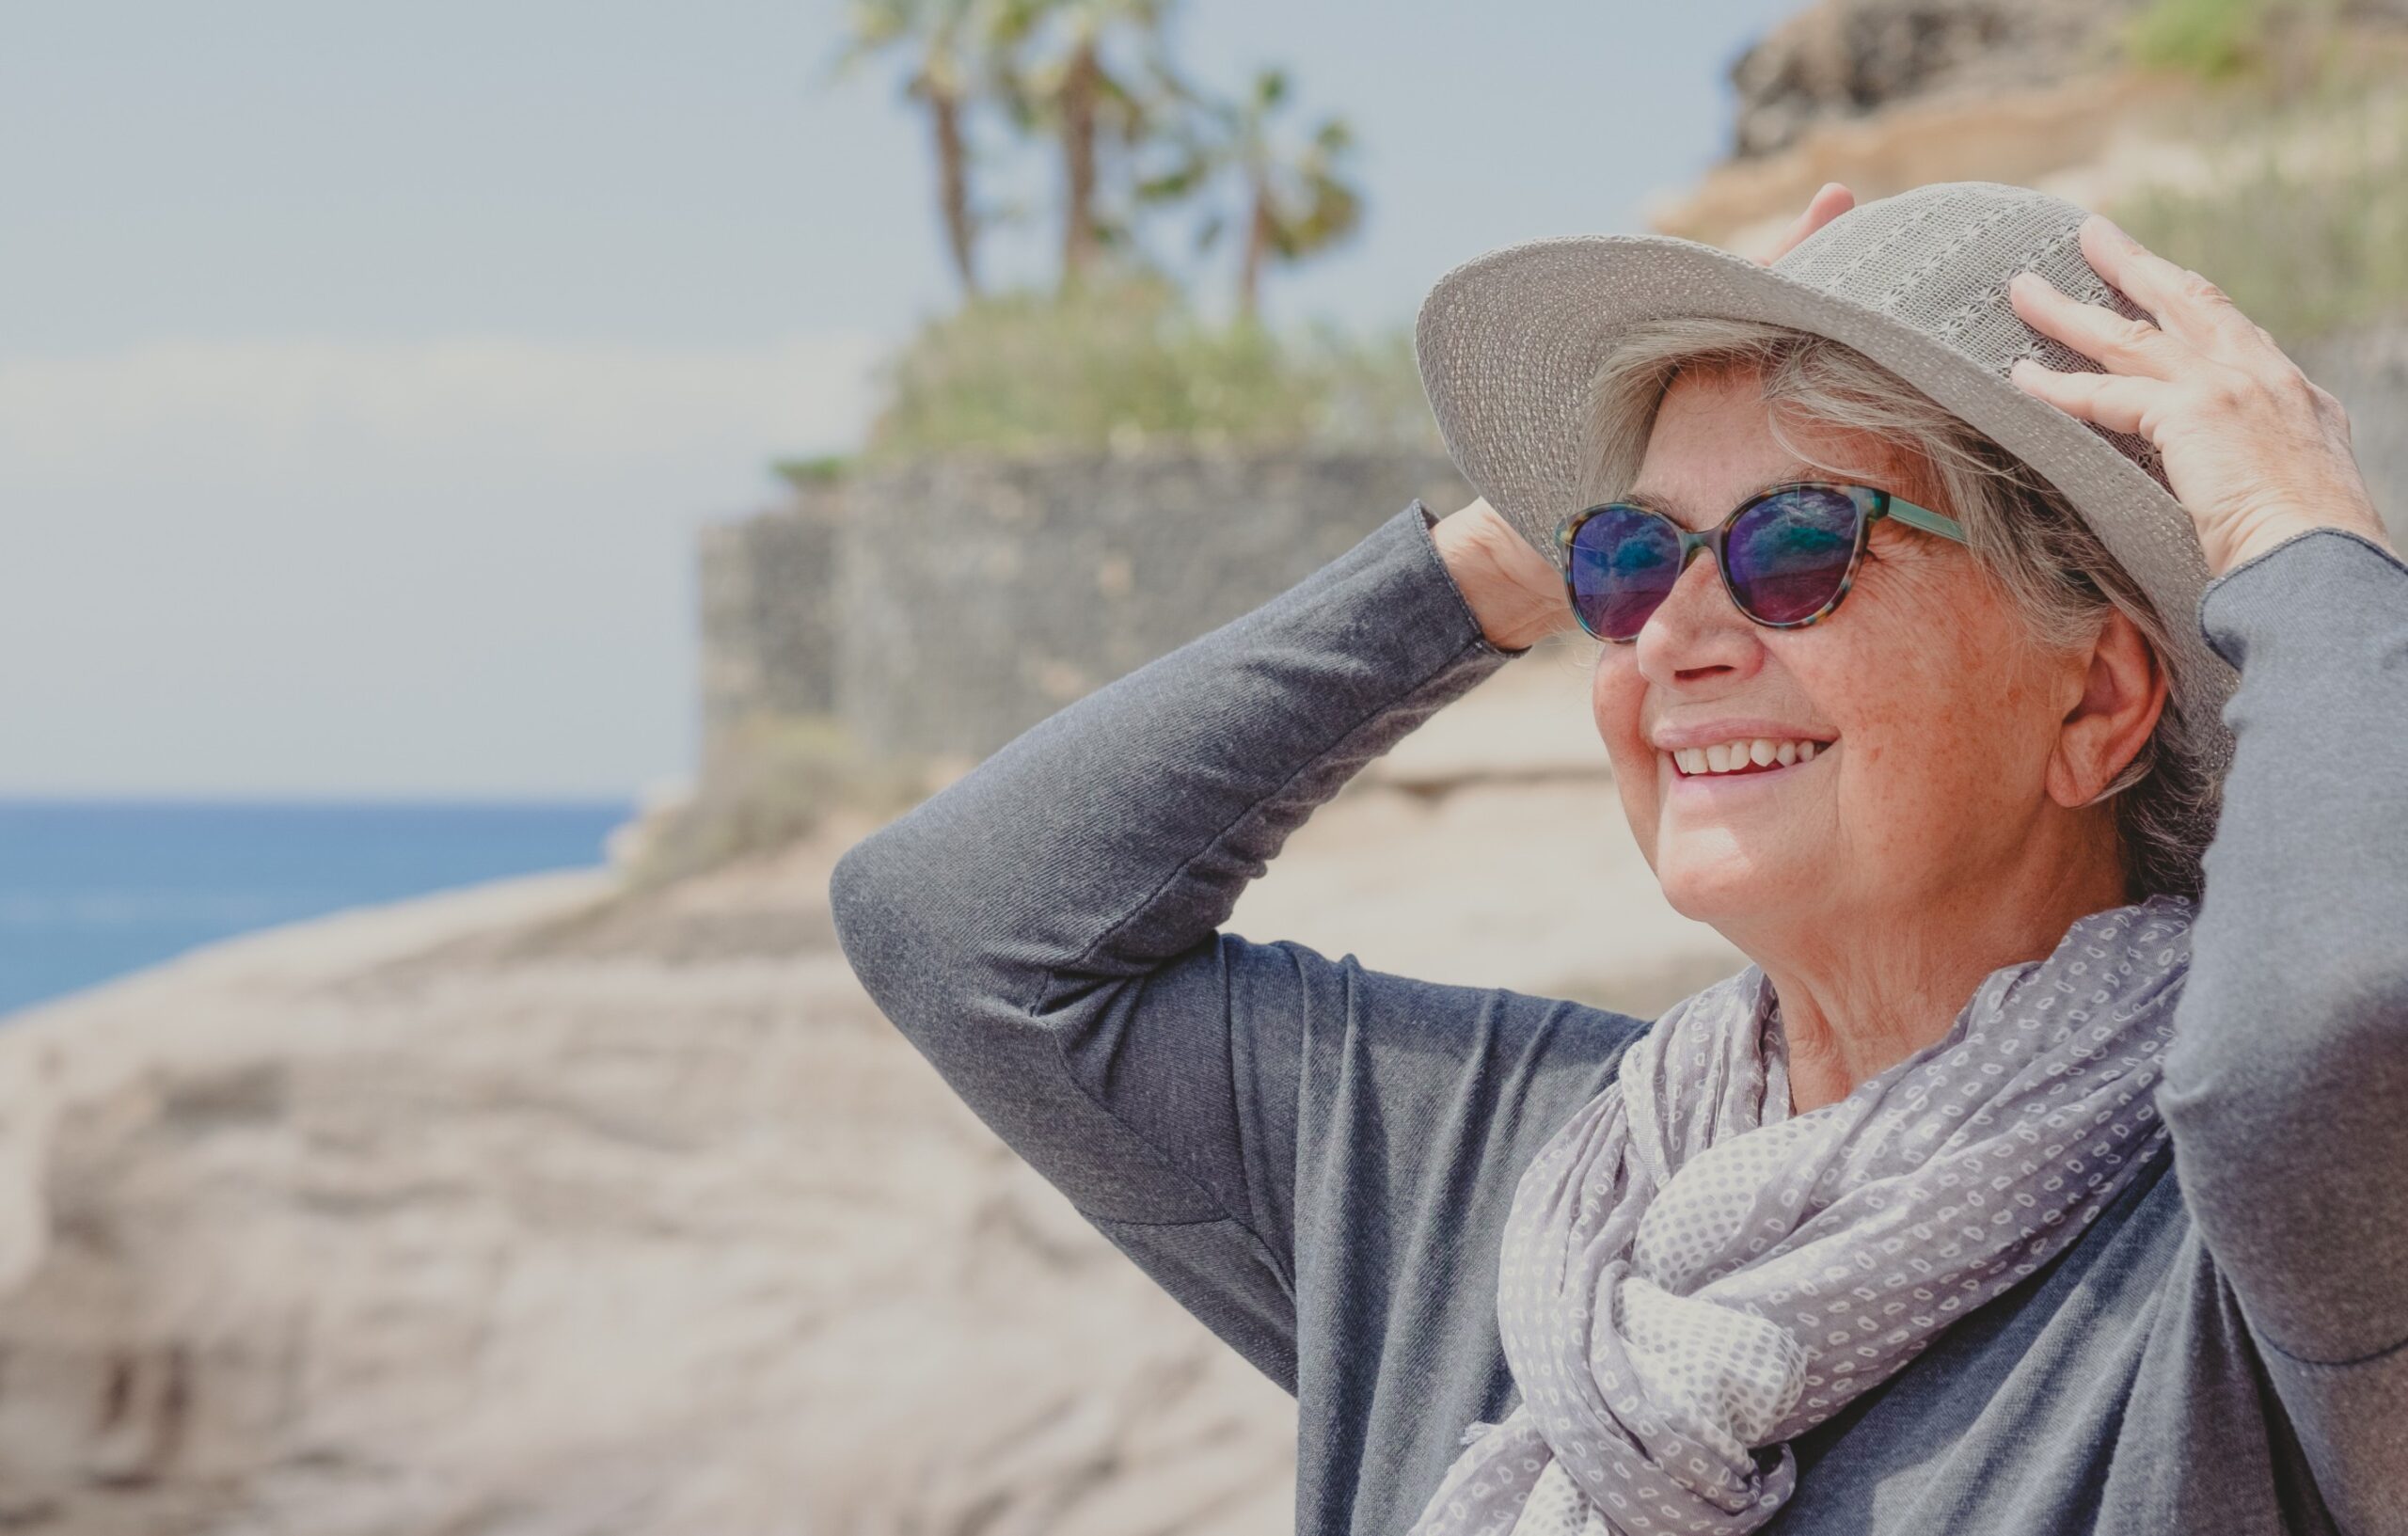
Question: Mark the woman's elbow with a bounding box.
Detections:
[829,828,956,1028]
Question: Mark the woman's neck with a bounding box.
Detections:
[1751,859,2133,1116]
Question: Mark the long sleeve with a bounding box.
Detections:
[2153,525,2408,1528]
[826,500,1651,1397]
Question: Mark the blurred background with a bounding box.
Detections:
[3,1,2402,1530]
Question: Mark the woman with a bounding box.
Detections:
[829,181,2406,1534]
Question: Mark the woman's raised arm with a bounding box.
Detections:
[2153,524,2408,1529]
[827,499,1649,1391]
[2004,213,2407,1525]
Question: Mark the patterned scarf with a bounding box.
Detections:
[1407,894,2194,1536]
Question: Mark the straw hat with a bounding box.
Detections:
[1413,179,2237,786]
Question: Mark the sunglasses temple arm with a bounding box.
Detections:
[1884,498,1972,545]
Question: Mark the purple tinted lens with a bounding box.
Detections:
[1568,505,1683,641]
[1725,487,1861,624]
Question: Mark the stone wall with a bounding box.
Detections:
[698,485,844,738]
[700,448,1473,775]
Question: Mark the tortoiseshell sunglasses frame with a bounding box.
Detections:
[1552,481,1971,643]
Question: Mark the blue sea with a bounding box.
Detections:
[0,798,636,1021]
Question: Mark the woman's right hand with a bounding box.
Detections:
[1430,498,1576,652]
[1428,182,1860,653]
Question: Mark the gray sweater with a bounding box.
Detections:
[829,499,2408,1535]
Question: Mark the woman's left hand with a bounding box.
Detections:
[2004,214,2397,580]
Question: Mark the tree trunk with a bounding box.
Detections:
[1238,181,1271,321]
[1059,40,1101,287]
[929,89,978,298]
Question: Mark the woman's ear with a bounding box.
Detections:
[2047,607,2167,809]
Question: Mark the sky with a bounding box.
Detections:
[2,0,1804,800]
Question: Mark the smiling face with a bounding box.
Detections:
[1592,364,2092,940]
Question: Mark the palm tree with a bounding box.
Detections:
[829,0,998,299]
[1142,67,1364,321]
[990,0,1180,290]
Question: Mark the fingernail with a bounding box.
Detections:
[2096,214,2139,250]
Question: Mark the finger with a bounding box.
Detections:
[2077,214,2270,365]
[1761,182,1853,265]
[2006,356,2175,439]
[2008,268,2190,382]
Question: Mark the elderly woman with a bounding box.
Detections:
[829,181,2406,1535]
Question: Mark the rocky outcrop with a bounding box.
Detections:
[1662,0,2408,260]
[1723,0,2408,163]
[0,841,1305,1535]
[1727,0,2147,161]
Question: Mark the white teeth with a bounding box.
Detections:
[1671,736,1832,775]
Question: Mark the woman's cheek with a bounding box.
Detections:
[1590,665,1659,850]
[1591,661,1644,760]
[1850,728,1992,858]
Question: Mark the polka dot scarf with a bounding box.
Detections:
[1407,894,2194,1536]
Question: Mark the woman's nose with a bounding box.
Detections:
[1634,546,1758,676]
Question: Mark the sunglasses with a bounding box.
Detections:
[1554,481,1970,643]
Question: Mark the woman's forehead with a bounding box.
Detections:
[1630,420,1933,526]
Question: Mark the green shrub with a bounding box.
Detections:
[2126,0,2290,79]
[859,272,1440,462]
[2106,84,2408,344]
[773,453,854,488]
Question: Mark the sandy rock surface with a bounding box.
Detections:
[0,642,1731,1536]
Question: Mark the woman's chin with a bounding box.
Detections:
[1651,846,1799,927]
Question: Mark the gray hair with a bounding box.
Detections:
[1575,315,2221,903]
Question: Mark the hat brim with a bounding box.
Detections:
[1414,230,2235,782]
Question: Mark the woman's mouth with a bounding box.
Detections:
[1667,736,1838,786]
